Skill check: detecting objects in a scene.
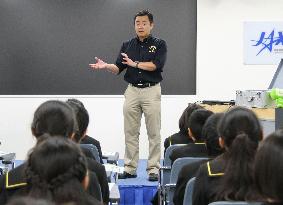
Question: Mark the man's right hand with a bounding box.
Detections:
[89,57,108,70]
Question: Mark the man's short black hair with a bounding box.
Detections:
[134,10,154,24]
[188,109,213,141]
[66,99,89,142]
[202,113,224,156]
[178,103,203,134]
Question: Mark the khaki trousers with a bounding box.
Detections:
[123,83,161,175]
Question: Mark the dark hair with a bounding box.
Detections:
[26,136,91,205]
[6,197,54,205]
[134,9,153,24]
[31,100,75,139]
[202,113,224,156]
[179,103,204,134]
[188,109,213,140]
[66,99,89,143]
[215,106,262,201]
[254,130,283,202]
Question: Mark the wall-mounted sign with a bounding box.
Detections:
[244,22,283,65]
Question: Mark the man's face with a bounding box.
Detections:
[134,15,153,39]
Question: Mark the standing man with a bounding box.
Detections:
[89,10,167,181]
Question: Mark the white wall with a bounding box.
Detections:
[0,96,198,160]
[197,0,281,100]
[0,0,282,160]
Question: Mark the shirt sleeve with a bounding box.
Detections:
[152,40,167,72]
[115,42,127,74]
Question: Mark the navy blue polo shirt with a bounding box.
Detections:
[115,35,167,84]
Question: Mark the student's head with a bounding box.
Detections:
[31,100,76,140]
[134,10,154,39]
[254,130,283,203]
[215,106,262,201]
[188,109,213,141]
[66,99,89,143]
[218,106,262,150]
[6,197,54,205]
[178,103,203,134]
[202,113,224,156]
[26,136,89,204]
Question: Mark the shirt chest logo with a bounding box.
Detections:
[149,46,157,53]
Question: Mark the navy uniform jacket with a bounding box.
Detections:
[192,155,225,205]
[163,131,194,155]
[173,159,209,205]
[169,142,208,164]
[81,149,109,204]
[80,135,104,164]
[0,163,102,204]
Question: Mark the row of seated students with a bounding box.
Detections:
[152,103,218,205]
[0,99,108,205]
[169,108,214,163]
[173,112,224,205]
[161,103,283,205]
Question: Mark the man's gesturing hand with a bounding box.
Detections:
[121,53,136,67]
[89,57,107,70]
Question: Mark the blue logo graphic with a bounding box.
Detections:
[251,30,283,56]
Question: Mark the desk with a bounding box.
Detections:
[201,104,275,137]
[201,104,275,120]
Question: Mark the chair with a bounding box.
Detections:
[183,177,195,205]
[102,151,119,165]
[80,144,101,163]
[0,152,16,175]
[163,144,187,166]
[160,144,187,186]
[109,182,120,205]
[158,144,187,204]
[208,201,263,205]
[166,157,208,205]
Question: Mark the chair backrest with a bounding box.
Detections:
[167,158,208,205]
[80,144,101,163]
[183,177,196,205]
[162,144,187,186]
[208,201,263,205]
[164,144,187,166]
[170,157,209,184]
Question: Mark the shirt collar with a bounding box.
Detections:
[136,35,152,44]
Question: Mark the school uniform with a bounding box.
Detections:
[192,154,225,205]
[173,159,210,205]
[163,131,194,154]
[0,162,103,204]
[85,157,109,204]
[169,142,208,164]
[81,135,104,164]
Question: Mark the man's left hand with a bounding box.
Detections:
[121,53,136,67]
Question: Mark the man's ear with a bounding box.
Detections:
[82,130,87,139]
[70,132,76,141]
[219,137,225,148]
[31,128,36,137]
[188,128,196,142]
[260,129,264,141]
[82,171,89,190]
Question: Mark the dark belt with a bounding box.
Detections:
[130,82,158,88]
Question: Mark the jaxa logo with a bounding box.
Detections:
[149,46,157,53]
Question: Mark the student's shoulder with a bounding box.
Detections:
[0,163,28,194]
[204,156,225,177]
[87,157,105,171]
